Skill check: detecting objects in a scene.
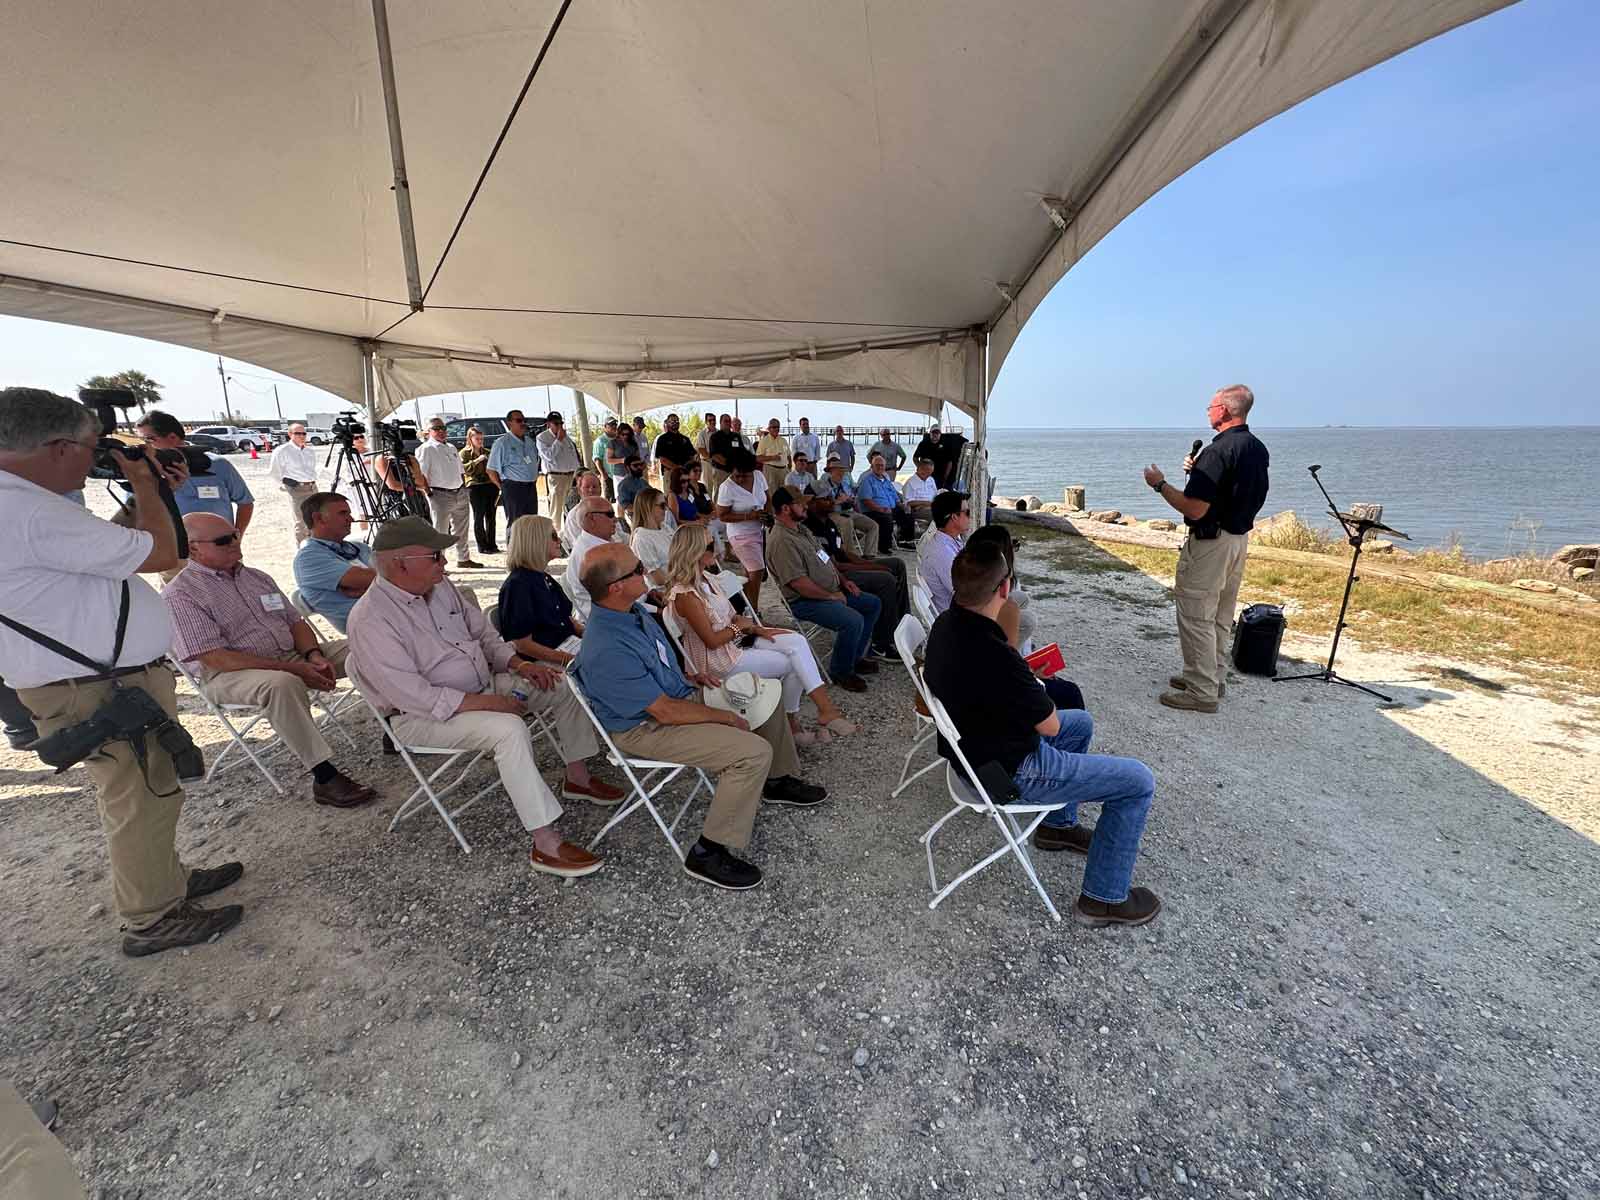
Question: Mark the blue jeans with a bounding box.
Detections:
[790,592,882,678]
[1013,710,1154,904]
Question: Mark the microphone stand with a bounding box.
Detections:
[1272,465,1392,702]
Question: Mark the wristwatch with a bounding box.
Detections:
[1149,479,1165,493]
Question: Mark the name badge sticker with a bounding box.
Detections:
[656,640,671,667]
[261,594,286,612]
[817,549,830,563]
[196,485,221,499]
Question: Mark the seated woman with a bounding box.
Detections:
[498,515,582,666]
[714,448,769,612]
[629,487,676,587]
[664,524,856,746]
[667,466,701,526]
[964,523,1085,711]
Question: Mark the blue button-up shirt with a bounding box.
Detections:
[292,537,375,632]
[121,453,253,521]
[574,602,693,732]
[856,470,903,513]
[487,432,540,482]
[919,530,963,615]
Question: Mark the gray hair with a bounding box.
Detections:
[0,388,98,454]
[1217,385,1254,418]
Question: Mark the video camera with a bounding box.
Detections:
[79,387,212,482]
[330,411,367,446]
[376,417,418,453]
[33,681,205,780]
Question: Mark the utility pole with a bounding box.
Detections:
[216,356,233,422]
[271,384,284,425]
[572,386,593,459]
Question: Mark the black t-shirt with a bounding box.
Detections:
[497,568,575,649]
[923,605,1053,777]
[707,430,745,463]
[804,513,845,557]
[654,431,696,466]
[913,437,939,465]
[1183,424,1270,536]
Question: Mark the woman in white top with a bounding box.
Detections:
[714,449,768,612]
[664,524,856,746]
[628,487,675,587]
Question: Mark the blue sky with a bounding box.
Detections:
[3,0,1593,430]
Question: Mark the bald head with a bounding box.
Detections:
[183,512,241,570]
[580,542,641,606]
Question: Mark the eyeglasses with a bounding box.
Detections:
[193,532,240,547]
[290,430,307,437]
[398,550,445,565]
[507,417,526,425]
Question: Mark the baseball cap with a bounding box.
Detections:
[825,454,842,466]
[546,411,563,423]
[372,516,456,552]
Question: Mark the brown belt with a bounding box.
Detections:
[54,658,168,687]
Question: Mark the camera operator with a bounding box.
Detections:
[0,387,244,958]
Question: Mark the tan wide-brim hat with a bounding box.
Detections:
[702,671,781,730]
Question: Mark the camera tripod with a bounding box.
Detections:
[326,436,415,532]
[1273,465,1408,702]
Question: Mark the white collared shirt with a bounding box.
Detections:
[902,474,939,503]
[268,440,321,486]
[0,470,174,687]
[416,438,466,489]
[537,428,583,474]
[564,531,608,623]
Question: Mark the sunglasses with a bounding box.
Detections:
[615,561,646,583]
[290,431,307,437]
[194,532,240,547]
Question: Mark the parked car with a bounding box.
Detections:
[442,415,546,451]
[184,433,234,455]
[190,425,267,451]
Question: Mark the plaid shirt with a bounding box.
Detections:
[164,561,300,663]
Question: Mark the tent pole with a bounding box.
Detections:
[572,387,593,464]
[371,0,425,310]
[361,346,379,436]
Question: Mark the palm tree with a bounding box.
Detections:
[82,369,164,418]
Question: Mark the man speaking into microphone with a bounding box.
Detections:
[1140,385,1270,713]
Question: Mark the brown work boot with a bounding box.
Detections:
[1168,676,1226,698]
[1159,688,1217,713]
[1032,824,1092,855]
[1073,887,1162,929]
[313,771,378,808]
[122,900,244,958]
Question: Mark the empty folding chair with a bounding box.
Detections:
[910,580,937,630]
[889,614,941,798]
[564,667,712,862]
[919,691,1071,922]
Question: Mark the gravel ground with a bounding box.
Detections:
[2,457,1598,1199]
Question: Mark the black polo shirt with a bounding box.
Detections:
[707,429,746,464]
[1183,423,1270,536]
[653,430,696,467]
[923,605,1053,777]
[497,568,575,649]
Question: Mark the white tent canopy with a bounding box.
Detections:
[2,0,1511,428]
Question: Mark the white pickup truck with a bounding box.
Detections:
[191,425,268,451]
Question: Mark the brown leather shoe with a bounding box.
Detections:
[1032,824,1092,855]
[530,840,603,878]
[854,658,880,675]
[1074,887,1162,928]
[562,777,626,806]
[837,674,869,693]
[313,771,378,808]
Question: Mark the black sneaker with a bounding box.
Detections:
[185,861,244,899]
[871,643,902,662]
[683,841,763,890]
[5,724,38,751]
[381,733,399,756]
[122,900,244,958]
[762,776,828,807]
[1073,887,1162,929]
[1033,824,1092,855]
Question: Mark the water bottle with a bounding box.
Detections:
[509,684,531,706]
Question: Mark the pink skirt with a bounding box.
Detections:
[729,532,766,573]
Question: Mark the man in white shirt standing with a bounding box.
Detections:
[535,410,583,519]
[790,417,821,470]
[0,387,244,958]
[268,422,322,544]
[416,419,480,568]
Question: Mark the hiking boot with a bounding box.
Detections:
[837,674,869,694]
[1073,887,1162,928]
[313,771,378,808]
[683,841,763,891]
[122,900,243,958]
[185,861,244,900]
[1032,824,1092,855]
[762,776,828,807]
[1168,676,1225,698]
[1159,688,1217,714]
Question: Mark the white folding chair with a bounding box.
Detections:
[890,614,942,798]
[910,579,937,630]
[919,691,1071,922]
[346,655,501,854]
[168,654,288,794]
[565,667,712,861]
[765,586,834,685]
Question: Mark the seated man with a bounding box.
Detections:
[855,452,916,552]
[918,490,970,615]
[901,457,941,526]
[810,455,878,557]
[565,497,622,622]
[923,541,1161,927]
[574,542,826,891]
[164,514,376,807]
[560,470,606,551]
[347,517,622,877]
[615,455,649,519]
[292,492,377,633]
[765,487,882,693]
[803,494,907,657]
[783,451,817,495]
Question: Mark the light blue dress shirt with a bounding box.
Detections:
[573,602,693,732]
[487,432,540,482]
[292,537,375,632]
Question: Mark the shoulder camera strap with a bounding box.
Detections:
[0,582,130,676]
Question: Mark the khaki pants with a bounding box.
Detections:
[762,464,788,498]
[286,481,319,544]
[707,465,729,501]
[611,692,799,851]
[390,673,596,832]
[545,472,576,520]
[831,512,878,558]
[17,664,188,926]
[0,1081,87,1200]
[199,641,350,771]
[1174,530,1249,702]
[427,487,472,562]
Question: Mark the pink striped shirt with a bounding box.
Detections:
[164,562,299,663]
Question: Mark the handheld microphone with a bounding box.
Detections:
[1184,439,1202,473]
[1308,464,1321,474]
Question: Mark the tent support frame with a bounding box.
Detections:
[370,0,425,312]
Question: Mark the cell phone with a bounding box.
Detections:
[738,631,760,648]
[975,760,1020,804]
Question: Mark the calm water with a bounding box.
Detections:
[971,427,1598,559]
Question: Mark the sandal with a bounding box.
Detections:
[821,717,858,736]
[793,728,820,747]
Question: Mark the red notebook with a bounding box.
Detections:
[1025,642,1065,676]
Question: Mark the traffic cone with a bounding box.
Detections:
[249,444,259,460]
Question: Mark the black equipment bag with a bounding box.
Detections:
[1231,603,1286,677]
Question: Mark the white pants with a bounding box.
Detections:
[390,673,596,832]
[733,631,823,714]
